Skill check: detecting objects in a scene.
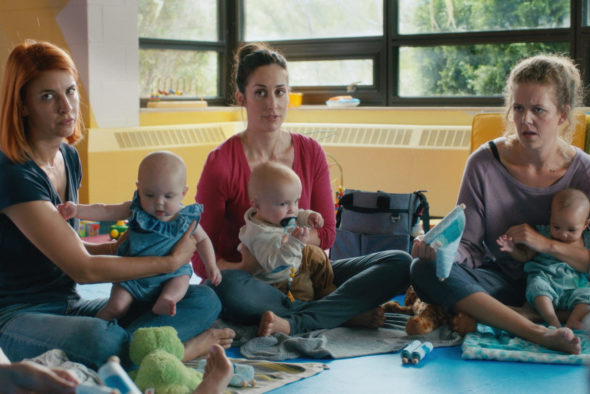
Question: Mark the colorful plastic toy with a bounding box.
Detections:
[109,220,128,240]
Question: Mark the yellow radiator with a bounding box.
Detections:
[86,122,470,216]
[86,123,240,205]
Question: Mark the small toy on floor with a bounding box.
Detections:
[129,326,256,392]
[400,340,421,364]
[409,341,433,364]
[382,286,450,335]
[129,326,203,393]
[400,340,433,365]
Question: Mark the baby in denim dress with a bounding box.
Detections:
[59,151,221,319]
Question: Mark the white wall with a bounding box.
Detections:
[59,0,139,128]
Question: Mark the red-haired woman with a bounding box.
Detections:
[0,40,233,369]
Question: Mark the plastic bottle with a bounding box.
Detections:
[97,356,141,394]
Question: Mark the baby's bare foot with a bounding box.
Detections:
[344,307,385,329]
[450,312,477,335]
[193,344,234,394]
[258,311,291,336]
[183,328,236,362]
[152,298,176,316]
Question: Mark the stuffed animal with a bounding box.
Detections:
[382,286,450,335]
[128,326,256,393]
[129,326,202,394]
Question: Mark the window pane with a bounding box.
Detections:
[139,49,218,98]
[399,42,569,97]
[399,0,569,34]
[289,59,373,87]
[244,0,382,41]
[138,0,217,41]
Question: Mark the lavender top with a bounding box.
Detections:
[455,138,590,280]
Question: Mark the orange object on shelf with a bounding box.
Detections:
[288,92,303,108]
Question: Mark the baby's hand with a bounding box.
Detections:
[290,226,310,243]
[496,234,515,252]
[57,201,77,220]
[207,265,222,286]
[307,212,324,229]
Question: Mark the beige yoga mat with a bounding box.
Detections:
[185,357,328,393]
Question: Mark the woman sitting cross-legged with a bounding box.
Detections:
[411,54,590,354]
[0,40,234,369]
[192,42,413,337]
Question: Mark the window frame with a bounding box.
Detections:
[140,0,590,107]
[138,0,232,107]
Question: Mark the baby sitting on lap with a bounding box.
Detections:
[497,188,590,330]
[238,161,336,301]
[59,151,221,320]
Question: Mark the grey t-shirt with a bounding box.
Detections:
[0,143,81,308]
[455,138,590,280]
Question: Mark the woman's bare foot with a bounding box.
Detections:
[344,307,385,329]
[193,344,234,394]
[450,312,477,335]
[538,327,581,354]
[183,328,236,362]
[258,311,291,336]
[152,297,176,316]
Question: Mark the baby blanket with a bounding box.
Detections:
[462,324,590,364]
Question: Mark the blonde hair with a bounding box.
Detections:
[552,188,590,218]
[138,150,187,185]
[248,161,300,202]
[0,40,83,163]
[503,54,583,144]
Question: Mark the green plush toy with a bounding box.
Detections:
[129,326,203,394]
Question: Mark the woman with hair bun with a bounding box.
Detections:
[192,42,413,336]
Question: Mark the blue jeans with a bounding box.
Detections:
[0,284,221,369]
[211,250,412,334]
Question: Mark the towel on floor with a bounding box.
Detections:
[462,324,590,364]
[215,313,463,361]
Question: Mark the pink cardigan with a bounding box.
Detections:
[191,133,336,279]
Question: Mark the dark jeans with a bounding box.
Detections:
[410,258,526,312]
[0,284,221,369]
[211,250,412,334]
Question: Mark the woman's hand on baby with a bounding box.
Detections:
[169,221,198,269]
[56,201,77,220]
[505,223,547,253]
[307,212,324,229]
[411,235,437,262]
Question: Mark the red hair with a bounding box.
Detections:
[0,40,83,163]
